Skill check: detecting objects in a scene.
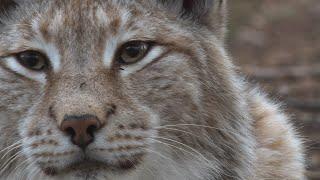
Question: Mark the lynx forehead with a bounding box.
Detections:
[3,1,169,77]
[0,0,304,180]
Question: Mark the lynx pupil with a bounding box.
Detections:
[125,46,140,58]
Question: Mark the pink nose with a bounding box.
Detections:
[60,115,101,149]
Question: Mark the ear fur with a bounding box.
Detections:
[159,0,227,40]
[0,0,17,13]
[0,0,17,24]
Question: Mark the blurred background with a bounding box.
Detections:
[229,0,320,179]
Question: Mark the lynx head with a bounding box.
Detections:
[0,1,253,179]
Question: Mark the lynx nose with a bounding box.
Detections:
[60,115,101,149]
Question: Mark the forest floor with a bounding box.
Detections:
[229,0,320,179]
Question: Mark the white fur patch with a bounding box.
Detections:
[41,43,61,72]
[31,16,62,73]
[31,16,41,35]
[100,6,142,69]
[96,7,109,25]
[3,57,46,83]
[103,37,119,67]
[120,46,165,77]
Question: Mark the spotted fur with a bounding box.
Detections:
[0,0,304,179]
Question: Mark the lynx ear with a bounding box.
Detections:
[0,0,17,23]
[159,0,227,40]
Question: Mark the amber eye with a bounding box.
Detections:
[16,51,48,71]
[118,41,151,64]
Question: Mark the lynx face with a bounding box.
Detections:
[0,0,307,180]
[0,0,234,179]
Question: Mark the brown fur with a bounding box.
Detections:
[0,0,304,179]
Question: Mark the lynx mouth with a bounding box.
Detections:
[42,153,145,176]
[41,160,109,176]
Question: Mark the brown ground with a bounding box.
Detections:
[229,0,320,179]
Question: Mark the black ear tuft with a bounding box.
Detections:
[181,0,215,18]
[158,0,227,40]
[0,0,17,21]
[159,0,223,20]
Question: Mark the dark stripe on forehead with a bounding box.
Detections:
[109,18,121,36]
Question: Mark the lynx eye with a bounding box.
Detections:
[118,41,151,64]
[16,51,48,71]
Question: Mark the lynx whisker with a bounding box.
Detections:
[0,0,305,179]
[0,139,24,154]
[142,148,179,176]
[17,158,41,180]
[11,157,30,175]
[0,149,22,167]
[27,164,42,180]
[0,150,23,175]
[155,124,240,136]
[150,136,211,165]
[156,127,203,138]
[0,144,23,163]
[147,138,213,170]
[142,148,174,164]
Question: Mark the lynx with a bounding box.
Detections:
[0,0,305,179]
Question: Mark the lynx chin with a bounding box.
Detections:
[0,0,305,179]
